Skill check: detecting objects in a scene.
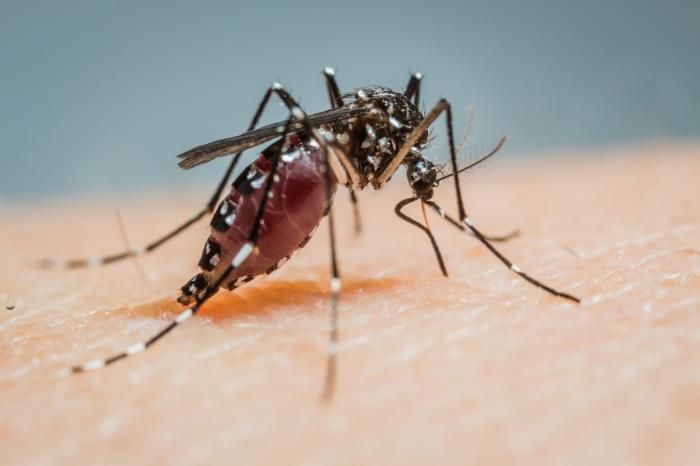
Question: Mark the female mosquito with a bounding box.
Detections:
[45,68,580,397]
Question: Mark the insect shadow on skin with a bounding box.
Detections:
[39,68,581,399]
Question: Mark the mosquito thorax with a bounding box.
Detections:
[330,86,426,189]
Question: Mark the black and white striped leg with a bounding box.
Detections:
[64,85,352,375]
[255,83,355,399]
[321,202,341,400]
[262,82,358,187]
[248,83,348,398]
[404,72,423,107]
[37,85,287,271]
[395,197,448,277]
[427,200,580,302]
[63,115,297,375]
[437,101,580,304]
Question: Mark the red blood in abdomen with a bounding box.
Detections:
[207,133,337,288]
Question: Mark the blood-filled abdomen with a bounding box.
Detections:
[178,133,337,304]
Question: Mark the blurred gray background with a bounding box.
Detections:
[1,0,698,200]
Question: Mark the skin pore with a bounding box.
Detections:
[1,144,699,466]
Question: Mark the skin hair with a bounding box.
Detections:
[1,145,698,466]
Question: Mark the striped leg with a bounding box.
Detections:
[429,100,581,303]
[233,86,349,398]
[318,71,344,396]
[272,83,350,399]
[427,199,580,302]
[63,114,296,375]
[37,85,293,271]
[251,75,350,398]
[321,177,341,400]
[63,85,352,375]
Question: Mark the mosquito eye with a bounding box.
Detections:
[422,168,437,185]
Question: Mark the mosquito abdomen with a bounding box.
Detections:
[178,132,337,304]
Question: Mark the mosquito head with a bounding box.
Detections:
[407,156,438,199]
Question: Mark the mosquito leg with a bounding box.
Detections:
[383,96,578,302]
[64,90,348,375]
[428,198,580,302]
[404,72,423,107]
[323,67,343,109]
[268,85,360,188]
[259,84,348,399]
[426,203,520,242]
[322,68,362,235]
[37,85,287,271]
[63,115,296,375]
[431,100,581,303]
[349,189,363,235]
[321,167,341,400]
[395,197,448,277]
[237,81,354,398]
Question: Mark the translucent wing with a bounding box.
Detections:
[177,106,367,169]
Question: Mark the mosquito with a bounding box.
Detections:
[44,69,580,397]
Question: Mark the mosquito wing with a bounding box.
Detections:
[177,106,367,169]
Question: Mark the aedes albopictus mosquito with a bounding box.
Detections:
[45,68,580,396]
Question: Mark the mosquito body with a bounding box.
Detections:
[178,132,336,305]
[178,85,426,305]
[43,69,581,396]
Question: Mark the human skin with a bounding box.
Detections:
[1,143,699,466]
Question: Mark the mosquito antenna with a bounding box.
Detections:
[114,209,150,283]
[437,136,507,182]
